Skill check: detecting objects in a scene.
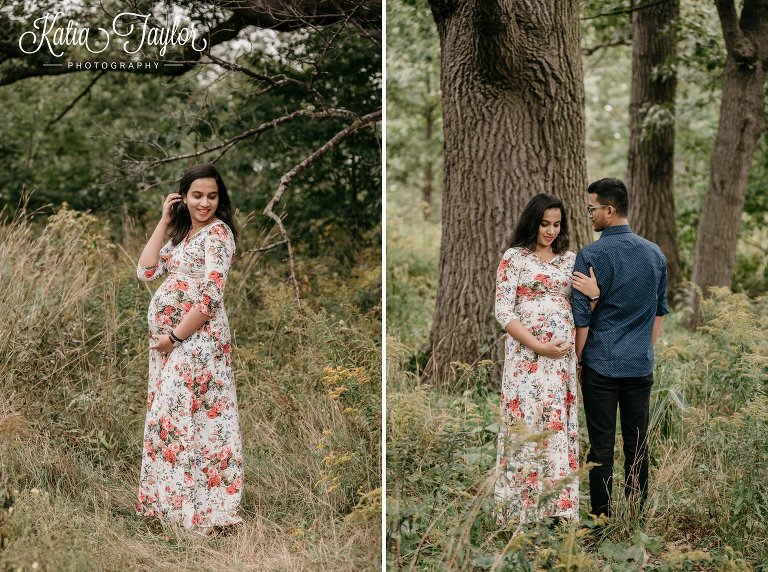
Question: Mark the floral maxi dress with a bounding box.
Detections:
[136,220,243,529]
[494,247,579,523]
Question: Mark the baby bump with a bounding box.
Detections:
[148,276,202,337]
[517,299,574,344]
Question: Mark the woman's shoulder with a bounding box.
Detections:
[206,219,235,241]
[498,246,533,272]
[562,250,576,261]
[502,246,532,259]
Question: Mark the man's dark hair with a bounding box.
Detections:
[587,178,629,217]
[507,193,569,254]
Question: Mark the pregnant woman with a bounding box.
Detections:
[494,193,598,524]
[136,163,242,536]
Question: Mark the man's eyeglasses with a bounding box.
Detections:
[587,204,610,215]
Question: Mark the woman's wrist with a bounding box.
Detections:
[170,330,185,343]
[530,340,546,353]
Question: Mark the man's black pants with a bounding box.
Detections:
[581,365,653,518]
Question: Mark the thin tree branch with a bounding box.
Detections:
[583,37,631,56]
[582,0,672,20]
[122,108,366,170]
[46,71,106,128]
[206,54,344,115]
[236,239,288,260]
[216,0,381,32]
[263,109,381,306]
[349,18,381,50]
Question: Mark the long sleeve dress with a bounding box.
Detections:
[136,220,243,529]
[494,247,579,523]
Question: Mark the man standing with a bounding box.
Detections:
[572,177,668,520]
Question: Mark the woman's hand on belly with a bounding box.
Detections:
[537,339,573,360]
[149,335,174,354]
[505,317,571,358]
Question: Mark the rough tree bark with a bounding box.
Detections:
[687,0,768,329]
[425,0,591,383]
[625,0,683,295]
[422,73,436,219]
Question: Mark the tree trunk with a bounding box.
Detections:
[687,0,768,329]
[423,74,435,219]
[625,0,683,296]
[425,0,591,384]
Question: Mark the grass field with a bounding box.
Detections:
[386,210,768,572]
[0,205,382,571]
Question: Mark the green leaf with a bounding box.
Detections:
[472,556,495,569]
[599,539,626,560]
[645,537,665,555]
[620,544,645,563]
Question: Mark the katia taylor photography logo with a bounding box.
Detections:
[18,12,208,58]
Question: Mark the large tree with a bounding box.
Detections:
[687,0,768,327]
[425,0,591,383]
[625,0,683,294]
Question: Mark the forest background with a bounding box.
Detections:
[0,0,382,570]
[387,0,768,570]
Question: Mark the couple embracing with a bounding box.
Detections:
[494,177,668,525]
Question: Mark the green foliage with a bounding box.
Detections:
[0,19,381,248]
[647,291,768,566]
[386,0,443,220]
[385,210,440,352]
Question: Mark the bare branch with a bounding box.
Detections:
[47,71,106,128]
[349,17,381,50]
[263,109,381,306]
[205,54,343,115]
[237,239,288,260]
[217,0,381,31]
[582,0,672,20]
[121,107,368,172]
[583,37,631,56]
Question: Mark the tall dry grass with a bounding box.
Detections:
[0,204,381,571]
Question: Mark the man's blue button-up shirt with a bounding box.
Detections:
[573,225,668,378]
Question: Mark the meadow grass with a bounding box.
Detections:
[0,205,382,571]
[386,212,768,571]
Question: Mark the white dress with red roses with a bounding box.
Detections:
[136,220,243,529]
[494,247,579,523]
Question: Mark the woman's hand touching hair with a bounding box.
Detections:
[161,193,183,226]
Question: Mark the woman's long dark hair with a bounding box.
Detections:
[507,193,569,254]
[168,163,239,247]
